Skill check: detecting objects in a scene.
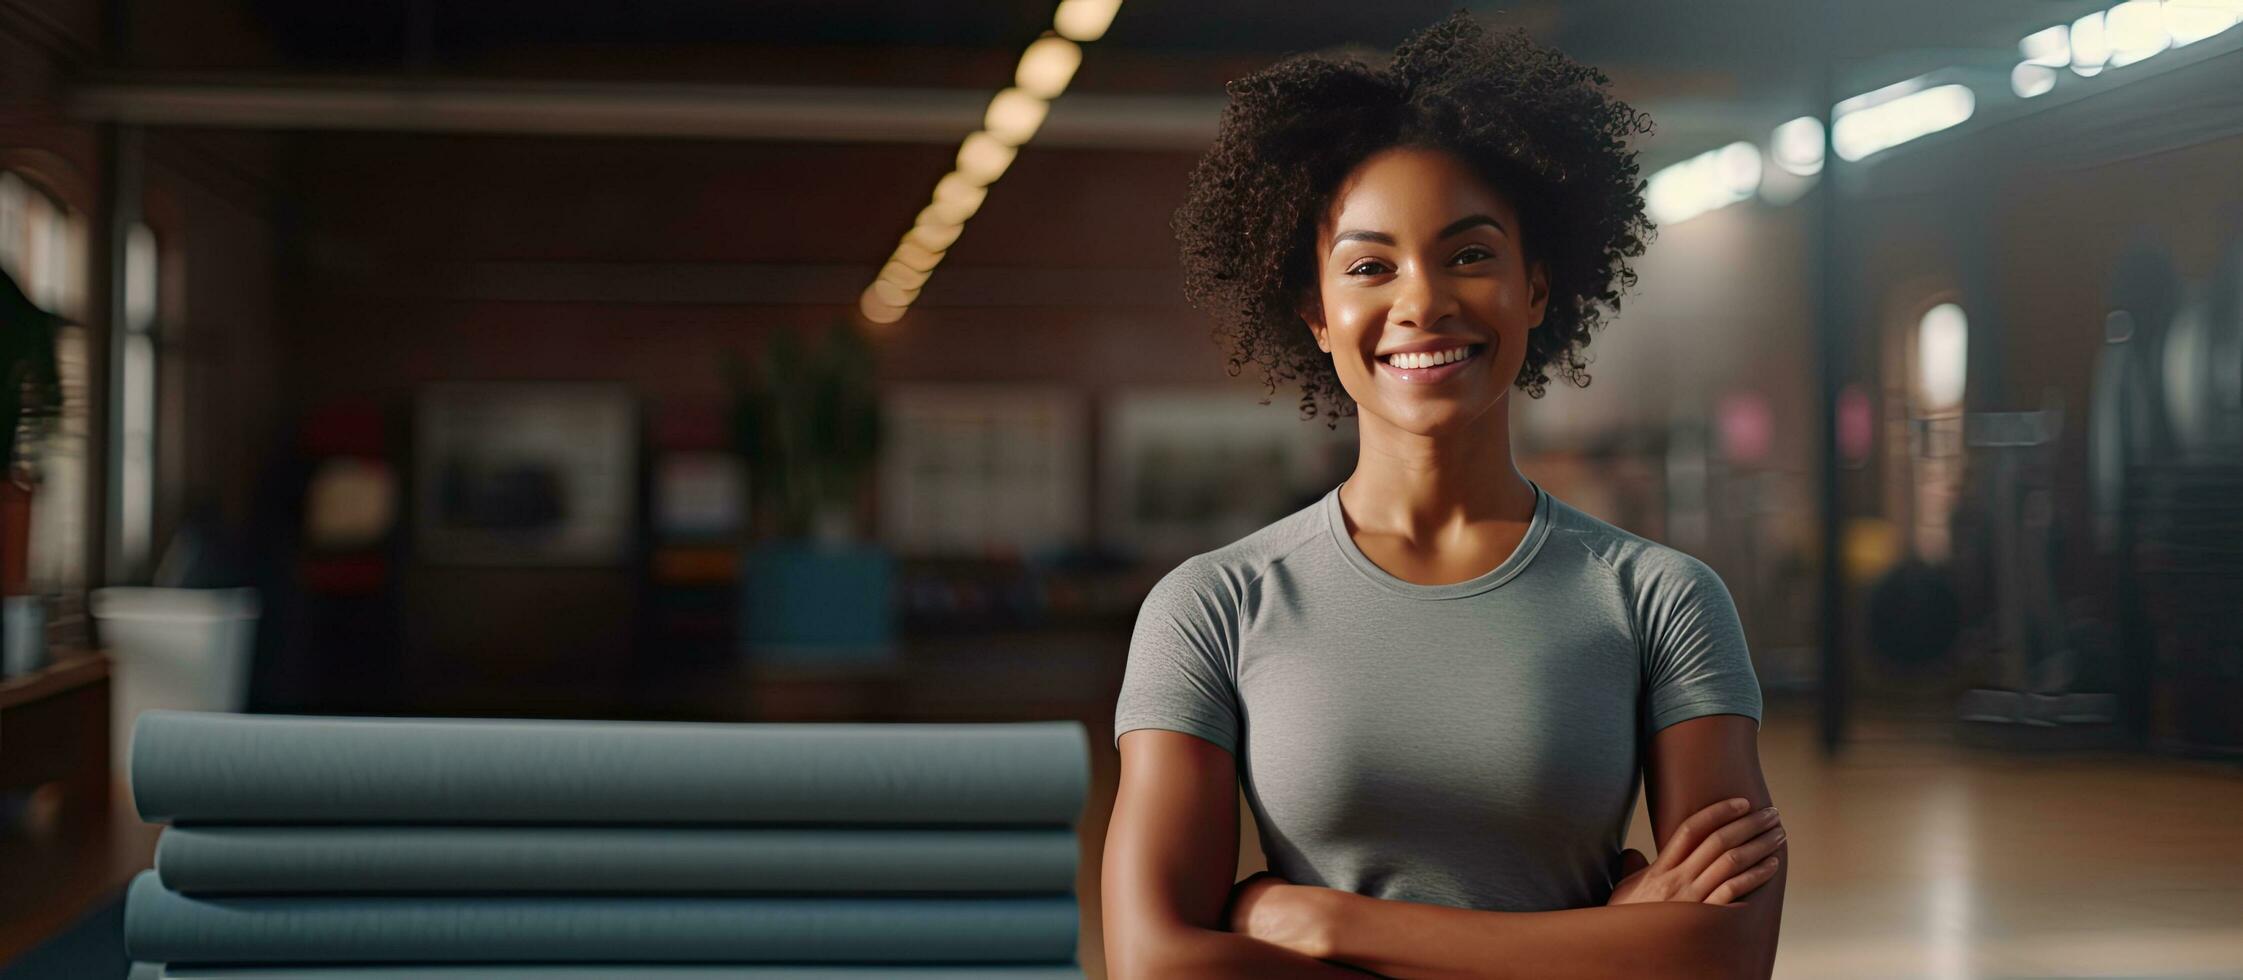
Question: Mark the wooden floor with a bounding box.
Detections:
[0,784,158,966]
[1079,700,2243,979]
[1730,708,2243,979]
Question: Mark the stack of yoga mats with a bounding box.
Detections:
[123,710,1089,980]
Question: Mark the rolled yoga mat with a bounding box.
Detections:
[131,712,1089,826]
[156,826,1078,895]
[156,967,1085,979]
[123,872,1078,965]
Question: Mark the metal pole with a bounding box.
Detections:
[1814,0,1848,756]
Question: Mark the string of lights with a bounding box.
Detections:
[859,0,1124,324]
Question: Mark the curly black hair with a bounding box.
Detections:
[1173,10,1656,427]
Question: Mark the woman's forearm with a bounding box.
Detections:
[1112,922,1375,979]
[1322,892,1766,980]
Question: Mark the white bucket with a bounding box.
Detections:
[89,587,260,779]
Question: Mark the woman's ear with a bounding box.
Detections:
[1527,259,1551,330]
[1299,294,1331,353]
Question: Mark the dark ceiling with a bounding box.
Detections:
[237,0,2112,82]
[172,0,2136,153]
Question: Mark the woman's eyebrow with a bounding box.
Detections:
[1329,215,1506,253]
[1330,229,1395,250]
[1440,214,1506,238]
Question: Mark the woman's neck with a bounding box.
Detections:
[1339,396,1535,545]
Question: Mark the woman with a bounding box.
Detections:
[1103,14,1788,979]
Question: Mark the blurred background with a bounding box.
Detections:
[1,0,2240,977]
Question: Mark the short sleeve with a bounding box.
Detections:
[1113,555,1243,755]
[1634,550,1763,735]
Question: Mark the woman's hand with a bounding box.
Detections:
[1225,870,1340,959]
[1607,796,1785,907]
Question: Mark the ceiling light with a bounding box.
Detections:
[891,240,944,272]
[2071,11,2110,74]
[1015,36,1083,100]
[927,172,990,221]
[879,261,931,292]
[2105,1,2171,65]
[905,218,964,253]
[1832,84,1973,162]
[2019,25,2071,67]
[922,197,978,226]
[869,278,918,308]
[859,287,906,324]
[2011,63,2058,98]
[859,4,1124,326]
[983,88,1050,146]
[2167,0,2243,46]
[1054,0,1122,42]
[1645,141,1763,226]
[955,131,1019,185]
[1771,116,1824,176]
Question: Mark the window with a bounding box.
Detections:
[118,221,158,577]
[0,170,90,590]
[1897,300,1968,561]
[1915,302,1969,412]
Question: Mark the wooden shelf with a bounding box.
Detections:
[0,651,110,711]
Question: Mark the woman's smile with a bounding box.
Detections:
[1375,341,1488,385]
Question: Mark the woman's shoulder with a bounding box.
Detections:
[1540,491,1726,592]
[1147,491,1331,603]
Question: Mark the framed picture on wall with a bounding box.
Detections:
[1100,387,1356,559]
[413,383,638,565]
[878,385,1087,560]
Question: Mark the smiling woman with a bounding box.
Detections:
[1103,12,1788,980]
[1171,11,1657,429]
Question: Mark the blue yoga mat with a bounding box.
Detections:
[156,826,1079,894]
[131,712,1089,826]
[154,967,1085,979]
[124,873,1079,964]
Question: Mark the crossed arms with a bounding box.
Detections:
[1100,714,1785,979]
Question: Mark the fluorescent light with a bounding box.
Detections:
[1645,140,1762,226]
[1771,116,1824,176]
[2166,0,2243,45]
[1054,0,1122,42]
[1015,36,1083,100]
[1835,76,1925,116]
[2072,11,2110,74]
[2020,25,2071,66]
[2011,63,2058,98]
[2106,0,2171,65]
[1831,83,1973,161]
[983,87,1049,146]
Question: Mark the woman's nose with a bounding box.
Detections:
[1388,265,1455,328]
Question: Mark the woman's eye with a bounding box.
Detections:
[1346,260,1391,276]
[1450,246,1493,265]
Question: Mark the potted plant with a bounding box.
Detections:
[0,267,63,677]
[724,321,892,665]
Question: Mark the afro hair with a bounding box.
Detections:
[1172,10,1656,426]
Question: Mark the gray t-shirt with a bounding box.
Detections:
[1113,480,1762,912]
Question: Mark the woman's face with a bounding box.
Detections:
[1305,146,1548,436]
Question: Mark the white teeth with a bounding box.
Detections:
[1385,346,1473,370]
